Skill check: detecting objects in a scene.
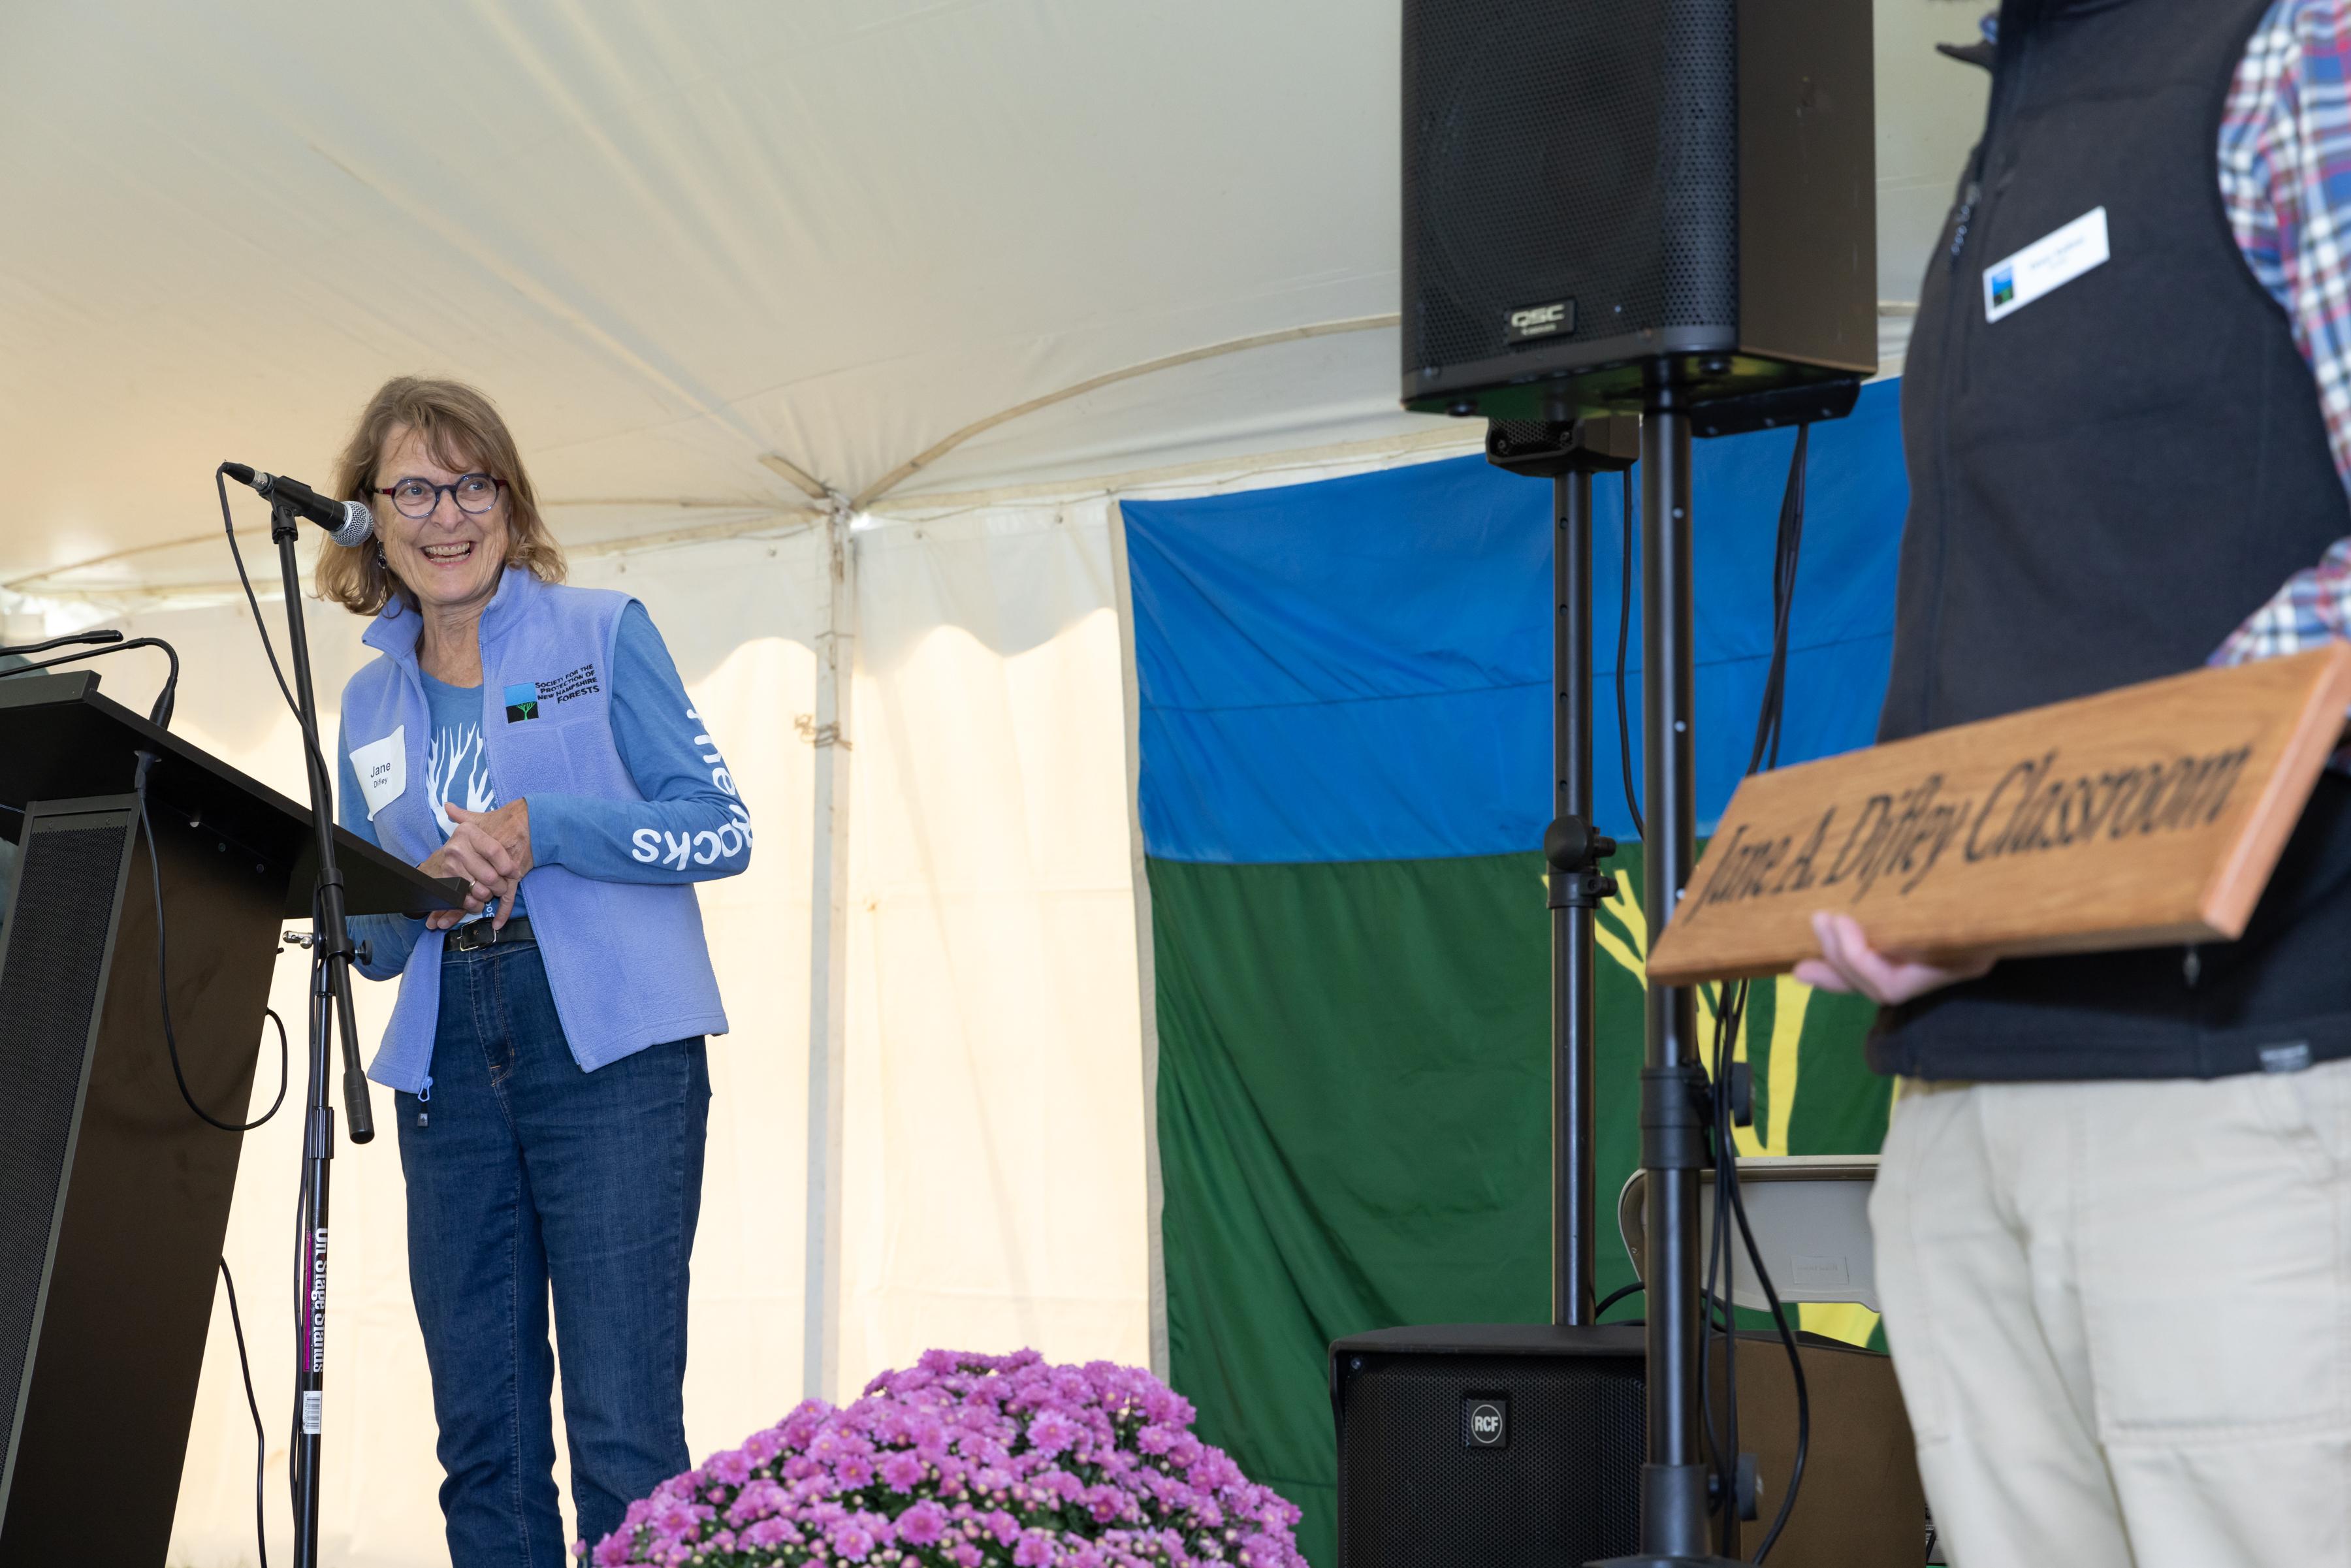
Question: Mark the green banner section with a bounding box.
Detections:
[1151,846,1889,1567]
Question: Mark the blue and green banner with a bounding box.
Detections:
[1123,381,1911,1566]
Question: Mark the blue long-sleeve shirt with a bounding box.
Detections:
[340,601,751,979]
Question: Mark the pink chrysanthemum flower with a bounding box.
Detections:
[585,1351,1306,1568]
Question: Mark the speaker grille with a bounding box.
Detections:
[0,818,124,1450]
[1403,0,1738,376]
[1486,421,1561,458]
[1337,1351,1643,1566]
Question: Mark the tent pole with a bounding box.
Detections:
[1108,504,1174,1381]
[803,497,856,1404]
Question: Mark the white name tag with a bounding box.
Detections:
[350,727,406,821]
[1984,206,2109,323]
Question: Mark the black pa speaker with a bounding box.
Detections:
[1332,1323,1928,1568]
[1332,1324,1646,1565]
[1401,0,1877,420]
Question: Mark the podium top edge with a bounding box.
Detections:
[0,668,460,917]
[0,669,103,710]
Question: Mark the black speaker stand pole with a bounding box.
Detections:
[270,498,378,1568]
[1485,416,1639,1332]
[1548,460,1606,1329]
[1591,373,1740,1568]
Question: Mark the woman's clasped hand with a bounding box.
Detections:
[418,799,532,929]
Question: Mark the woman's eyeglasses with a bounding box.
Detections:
[377,474,507,520]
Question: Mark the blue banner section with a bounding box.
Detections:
[1126,379,1910,864]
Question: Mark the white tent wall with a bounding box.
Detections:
[835,501,1151,1396]
[52,532,824,1565]
[29,505,1159,1563]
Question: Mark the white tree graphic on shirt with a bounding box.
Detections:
[426,724,497,839]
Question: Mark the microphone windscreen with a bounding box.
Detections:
[330,501,376,549]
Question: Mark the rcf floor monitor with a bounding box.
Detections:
[1331,1322,1927,1567]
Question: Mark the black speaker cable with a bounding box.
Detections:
[132,751,291,1133]
[1696,423,1816,1562]
[219,1258,271,1568]
[1616,471,1646,842]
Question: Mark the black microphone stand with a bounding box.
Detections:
[268,495,376,1568]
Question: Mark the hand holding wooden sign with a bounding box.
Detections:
[1644,645,2351,987]
[1794,911,1993,1005]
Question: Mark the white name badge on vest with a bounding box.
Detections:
[351,726,406,820]
[1983,206,2110,324]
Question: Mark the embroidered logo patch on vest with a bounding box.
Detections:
[505,663,603,722]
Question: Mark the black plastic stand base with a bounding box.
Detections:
[1582,1462,1744,1567]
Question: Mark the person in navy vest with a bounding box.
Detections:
[1793,4,2351,1562]
[321,377,751,1566]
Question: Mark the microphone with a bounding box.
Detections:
[221,464,374,547]
[0,628,123,658]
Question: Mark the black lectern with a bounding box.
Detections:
[0,671,456,1562]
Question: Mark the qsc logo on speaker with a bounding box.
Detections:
[1503,300,1574,344]
[1461,1393,1509,1449]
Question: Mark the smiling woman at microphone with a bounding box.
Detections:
[320,376,750,1568]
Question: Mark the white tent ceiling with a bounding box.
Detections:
[1,0,1986,601]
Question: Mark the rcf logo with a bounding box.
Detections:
[1504,300,1573,344]
[1463,1394,1508,1449]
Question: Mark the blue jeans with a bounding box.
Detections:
[394,938,710,1567]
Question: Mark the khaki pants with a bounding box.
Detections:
[1869,1063,2351,1567]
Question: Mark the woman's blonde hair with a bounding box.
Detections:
[315,377,565,615]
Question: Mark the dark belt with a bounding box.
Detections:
[448,915,534,952]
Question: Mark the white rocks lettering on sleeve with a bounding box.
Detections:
[628,703,755,867]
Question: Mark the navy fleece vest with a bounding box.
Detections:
[340,569,728,1091]
[1870,0,2351,1080]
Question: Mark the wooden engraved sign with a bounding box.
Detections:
[1646,645,2351,985]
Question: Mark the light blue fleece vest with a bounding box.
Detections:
[340,568,729,1092]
